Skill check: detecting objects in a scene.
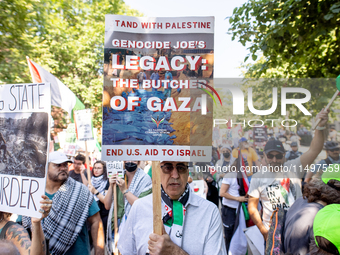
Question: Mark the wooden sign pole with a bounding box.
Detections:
[85,140,91,185]
[113,183,119,255]
[152,161,162,235]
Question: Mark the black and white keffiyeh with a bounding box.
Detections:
[91,175,107,201]
[124,168,152,216]
[22,177,94,255]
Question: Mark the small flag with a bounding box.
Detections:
[26,57,85,122]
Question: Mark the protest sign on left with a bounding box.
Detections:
[0,83,51,218]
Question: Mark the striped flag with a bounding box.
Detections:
[237,150,250,194]
[26,57,85,122]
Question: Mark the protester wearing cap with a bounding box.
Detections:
[311,204,340,255]
[328,124,337,142]
[23,151,105,255]
[305,141,340,182]
[283,167,340,255]
[248,109,329,241]
[232,137,260,176]
[118,161,227,255]
[285,141,303,161]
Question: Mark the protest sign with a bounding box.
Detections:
[189,180,206,199]
[107,161,124,178]
[75,109,94,141]
[102,15,214,162]
[0,83,51,218]
[62,124,78,156]
[253,126,267,148]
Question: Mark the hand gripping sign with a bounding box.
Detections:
[102,15,215,240]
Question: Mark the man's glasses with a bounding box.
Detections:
[330,148,340,152]
[160,163,188,174]
[266,153,284,160]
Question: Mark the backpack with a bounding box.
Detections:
[265,208,287,255]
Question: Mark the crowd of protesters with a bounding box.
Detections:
[4,108,340,255]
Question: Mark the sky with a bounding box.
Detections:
[124,0,249,78]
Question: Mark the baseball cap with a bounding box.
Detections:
[324,141,340,150]
[321,165,340,188]
[313,204,340,254]
[290,142,298,147]
[239,137,247,143]
[49,151,73,164]
[264,140,285,154]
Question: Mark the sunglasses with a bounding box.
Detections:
[266,153,284,160]
[160,163,188,174]
[53,162,68,168]
[329,148,340,152]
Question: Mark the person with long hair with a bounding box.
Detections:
[88,160,110,236]
[0,195,52,255]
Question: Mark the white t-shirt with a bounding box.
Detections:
[221,172,240,209]
[248,158,303,230]
[118,193,227,255]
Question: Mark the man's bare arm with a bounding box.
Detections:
[88,212,105,255]
[300,109,329,170]
[248,196,268,240]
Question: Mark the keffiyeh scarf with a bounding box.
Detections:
[91,175,107,201]
[161,184,190,247]
[22,178,94,255]
[124,168,152,216]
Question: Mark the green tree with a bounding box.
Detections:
[227,1,340,127]
[229,0,340,78]
[0,0,141,132]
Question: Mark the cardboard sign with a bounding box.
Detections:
[107,161,124,178]
[189,180,206,199]
[253,126,267,148]
[102,15,214,162]
[75,109,94,141]
[0,83,51,218]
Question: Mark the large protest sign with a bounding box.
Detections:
[0,83,51,218]
[253,126,267,148]
[102,15,214,162]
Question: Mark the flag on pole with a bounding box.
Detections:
[26,57,85,122]
[237,150,250,194]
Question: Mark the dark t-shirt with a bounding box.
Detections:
[284,197,324,254]
[69,170,88,184]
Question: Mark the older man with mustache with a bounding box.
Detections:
[118,161,226,255]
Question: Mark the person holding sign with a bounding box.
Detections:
[118,161,226,255]
[0,196,51,255]
[107,161,152,229]
[22,151,104,255]
[88,161,110,237]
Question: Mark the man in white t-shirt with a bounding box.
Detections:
[248,109,329,241]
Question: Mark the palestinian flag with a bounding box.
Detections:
[208,165,218,181]
[27,57,85,122]
[236,150,250,195]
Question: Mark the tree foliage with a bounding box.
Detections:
[229,0,340,78]
[228,0,340,127]
[0,0,141,131]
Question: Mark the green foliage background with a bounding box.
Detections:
[0,0,141,131]
[226,0,340,126]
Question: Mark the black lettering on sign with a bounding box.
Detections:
[28,180,39,210]
[20,179,29,208]
[38,83,45,109]
[9,85,17,111]
[9,177,20,207]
